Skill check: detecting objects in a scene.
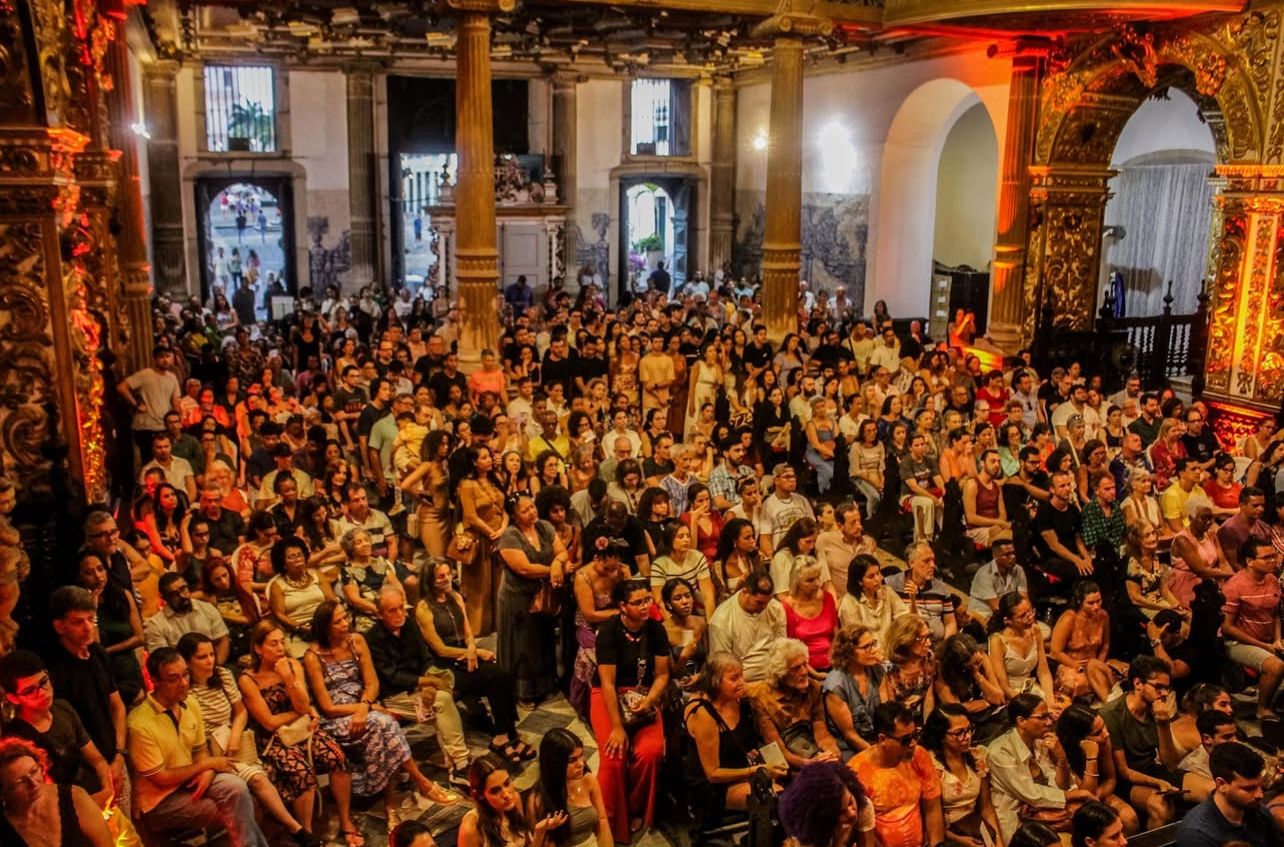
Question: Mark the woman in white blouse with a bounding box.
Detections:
[837,554,907,645]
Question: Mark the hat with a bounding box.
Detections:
[772,463,795,478]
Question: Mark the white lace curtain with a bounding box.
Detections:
[1102,160,1214,317]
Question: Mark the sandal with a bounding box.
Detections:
[342,829,366,847]
[488,740,524,763]
[386,807,402,836]
[512,740,537,761]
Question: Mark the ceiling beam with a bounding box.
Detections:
[536,0,885,27]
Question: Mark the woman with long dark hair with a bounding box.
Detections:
[1070,802,1126,847]
[987,592,1056,701]
[73,551,145,705]
[401,429,455,558]
[458,445,510,635]
[527,729,612,847]
[713,517,759,598]
[935,634,1006,742]
[460,756,564,847]
[1055,704,1140,833]
[140,482,186,564]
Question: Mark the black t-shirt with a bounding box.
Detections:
[541,351,579,396]
[357,403,388,439]
[643,457,675,480]
[578,354,609,387]
[333,386,368,419]
[206,508,246,555]
[413,354,444,385]
[743,341,773,370]
[595,617,668,687]
[44,643,119,763]
[1181,430,1220,465]
[428,370,467,407]
[7,699,101,791]
[1034,500,1083,558]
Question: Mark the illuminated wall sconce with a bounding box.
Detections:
[752,131,768,151]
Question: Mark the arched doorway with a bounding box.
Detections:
[195,178,295,318]
[617,175,694,297]
[1101,90,1217,317]
[871,78,1001,322]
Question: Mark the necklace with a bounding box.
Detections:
[284,571,311,589]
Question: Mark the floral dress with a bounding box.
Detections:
[884,650,936,723]
[570,590,612,719]
[311,639,412,797]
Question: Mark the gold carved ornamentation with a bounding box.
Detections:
[0,222,56,491]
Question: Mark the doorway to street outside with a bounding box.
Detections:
[618,176,694,299]
[195,177,295,320]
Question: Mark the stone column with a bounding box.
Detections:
[450,0,513,370]
[347,66,379,292]
[988,52,1044,351]
[552,73,578,274]
[710,76,737,273]
[143,61,187,297]
[761,36,806,341]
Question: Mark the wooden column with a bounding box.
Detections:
[347,65,380,292]
[143,60,186,299]
[450,0,511,370]
[989,51,1044,351]
[710,76,737,273]
[761,36,805,341]
[755,13,830,341]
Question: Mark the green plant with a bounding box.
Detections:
[229,99,274,151]
[634,233,663,252]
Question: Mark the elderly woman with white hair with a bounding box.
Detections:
[340,526,403,631]
[745,638,841,773]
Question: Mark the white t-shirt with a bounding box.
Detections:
[708,594,786,681]
[760,493,815,551]
[140,456,195,493]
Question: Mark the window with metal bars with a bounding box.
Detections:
[203,65,277,153]
[631,78,690,157]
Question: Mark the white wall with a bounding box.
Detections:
[933,102,999,269]
[734,46,1012,317]
[289,70,351,237]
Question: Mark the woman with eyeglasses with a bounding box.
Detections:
[823,625,887,759]
[590,578,671,842]
[0,737,112,847]
[920,705,1000,847]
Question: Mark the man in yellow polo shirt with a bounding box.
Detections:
[1160,458,1211,534]
[128,647,274,847]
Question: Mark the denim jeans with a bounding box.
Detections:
[142,772,269,847]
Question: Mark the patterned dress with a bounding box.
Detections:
[253,681,346,802]
[312,640,412,797]
[570,590,612,718]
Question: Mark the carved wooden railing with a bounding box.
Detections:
[1033,281,1211,395]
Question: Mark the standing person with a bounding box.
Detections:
[590,579,671,842]
[457,446,510,636]
[1175,742,1283,847]
[848,701,946,847]
[118,347,182,462]
[496,494,568,707]
[0,737,113,847]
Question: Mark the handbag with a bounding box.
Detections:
[780,721,821,760]
[274,713,314,748]
[529,580,563,616]
[617,687,658,730]
[447,528,480,566]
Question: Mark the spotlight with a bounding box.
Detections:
[752,131,768,151]
[131,122,151,139]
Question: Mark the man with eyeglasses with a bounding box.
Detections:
[143,573,230,664]
[1,649,115,811]
[1099,655,1182,829]
[127,647,273,846]
[196,481,246,556]
[760,463,816,557]
[988,693,1097,843]
[1181,407,1220,472]
[848,701,945,847]
[81,509,148,598]
[1222,538,1284,721]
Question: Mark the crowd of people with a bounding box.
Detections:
[1,272,1283,847]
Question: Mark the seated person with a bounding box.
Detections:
[746,638,840,772]
[1221,538,1284,722]
[128,647,271,846]
[962,450,1011,547]
[339,527,403,631]
[1098,655,1181,830]
[885,542,957,645]
[848,701,946,847]
[967,535,1028,626]
[682,652,784,829]
[709,569,787,682]
[1178,709,1240,804]
[265,537,337,658]
[1175,742,1282,847]
[0,650,113,810]
[0,737,113,847]
[144,572,231,664]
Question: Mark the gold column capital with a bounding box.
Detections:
[447,0,517,13]
[142,59,182,81]
[751,13,834,41]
